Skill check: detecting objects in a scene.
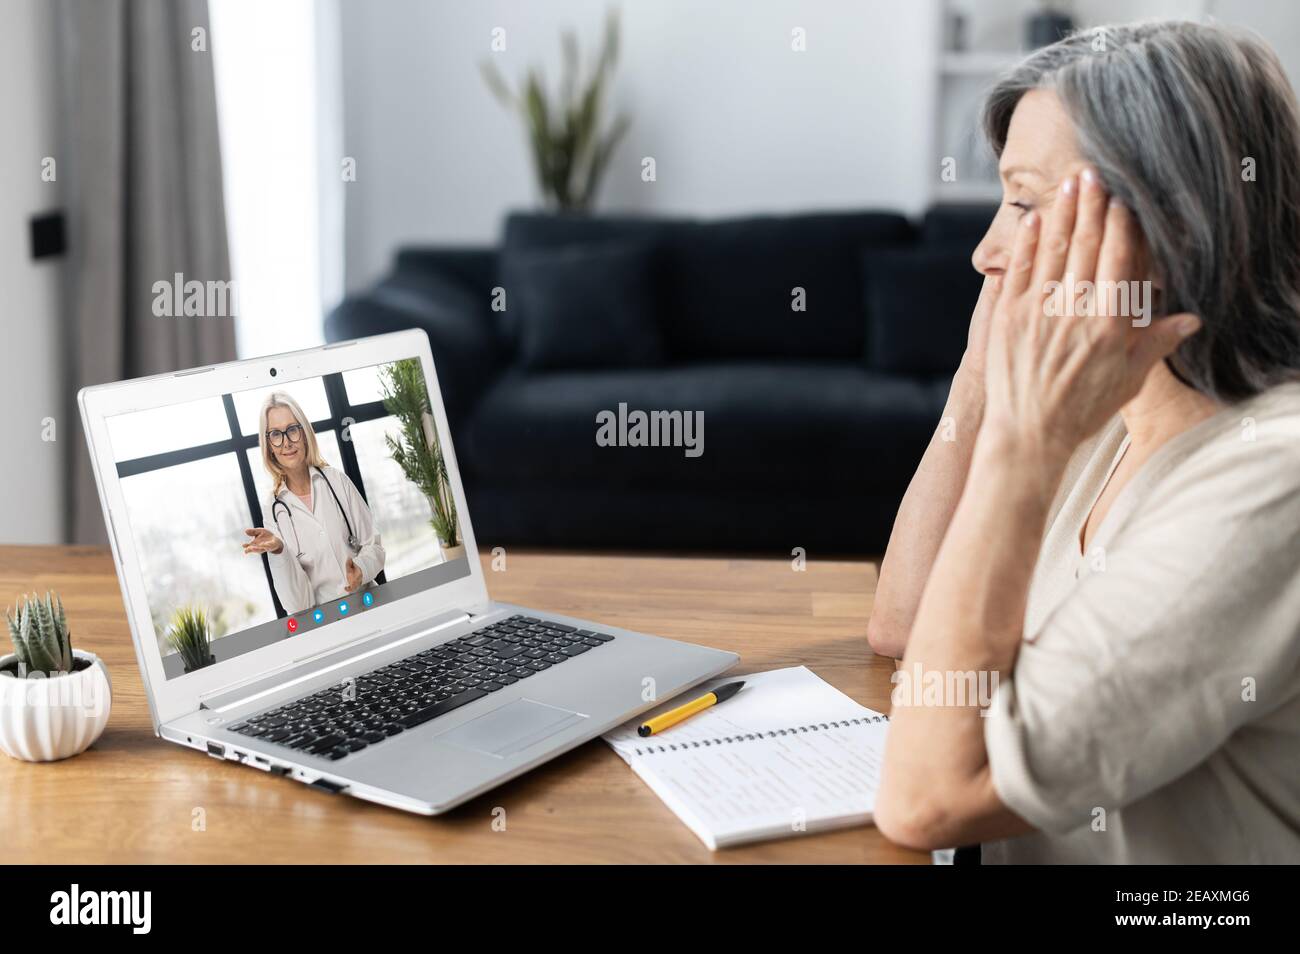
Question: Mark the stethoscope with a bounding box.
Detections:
[271,466,359,560]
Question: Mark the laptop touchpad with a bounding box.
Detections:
[436,699,587,758]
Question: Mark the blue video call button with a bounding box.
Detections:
[338,601,349,615]
[312,609,325,624]
[362,592,374,607]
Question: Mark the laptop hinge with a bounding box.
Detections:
[197,608,472,714]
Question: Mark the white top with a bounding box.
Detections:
[262,465,385,615]
[983,382,1300,863]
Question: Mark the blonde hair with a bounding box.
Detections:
[258,392,327,499]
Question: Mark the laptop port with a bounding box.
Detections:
[206,742,225,759]
[308,777,347,795]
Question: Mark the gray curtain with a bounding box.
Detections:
[57,0,236,543]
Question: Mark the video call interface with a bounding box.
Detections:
[105,358,471,680]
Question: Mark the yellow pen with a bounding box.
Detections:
[637,681,746,737]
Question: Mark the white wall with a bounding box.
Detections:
[339,0,941,291]
[0,0,64,544]
[338,0,1300,293]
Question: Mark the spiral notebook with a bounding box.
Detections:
[603,666,890,850]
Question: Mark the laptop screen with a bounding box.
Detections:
[104,356,472,680]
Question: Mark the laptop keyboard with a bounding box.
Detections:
[225,615,615,762]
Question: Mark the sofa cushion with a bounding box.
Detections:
[326,271,503,426]
[500,240,665,371]
[666,214,917,360]
[368,269,485,321]
[503,211,914,360]
[393,247,499,297]
[461,362,949,493]
[862,246,983,376]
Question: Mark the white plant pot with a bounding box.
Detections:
[441,544,466,562]
[0,650,112,762]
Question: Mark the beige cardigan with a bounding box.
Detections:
[982,383,1300,863]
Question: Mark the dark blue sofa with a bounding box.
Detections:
[326,205,994,553]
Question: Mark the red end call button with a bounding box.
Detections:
[286,618,298,633]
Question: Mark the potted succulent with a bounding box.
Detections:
[0,592,112,762]
[166,606,215,673]
[381,358,464,561]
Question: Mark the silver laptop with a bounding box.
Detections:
[79,329,736,814]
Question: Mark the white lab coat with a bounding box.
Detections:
[262,465,385,615]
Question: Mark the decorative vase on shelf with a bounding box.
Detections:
[944,11,967,53]
[1026,3,1074,49]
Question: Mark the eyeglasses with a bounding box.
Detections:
[266,424,305,447]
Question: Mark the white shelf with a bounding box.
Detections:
[930,0,1019,207]
[939,50,1022,76]
[933,181,1002,203]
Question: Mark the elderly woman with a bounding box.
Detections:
[868,21,1300,862]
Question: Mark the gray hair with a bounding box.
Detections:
[983,20,1300,401]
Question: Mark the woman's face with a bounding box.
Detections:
[266,405,306,472]
[972,89,1090,280]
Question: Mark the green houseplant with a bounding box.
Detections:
[480,10,631,211]
[1,591,112,761]
[381,359,462,559]
[166,606,214,674]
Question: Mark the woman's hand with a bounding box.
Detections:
[243,527,284,556]
[981,169,1201,466]
[957,273,1005,386]
[345,558,363,593]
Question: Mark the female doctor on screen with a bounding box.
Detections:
[242,392,385,617]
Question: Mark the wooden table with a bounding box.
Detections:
[0,545,925,864]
